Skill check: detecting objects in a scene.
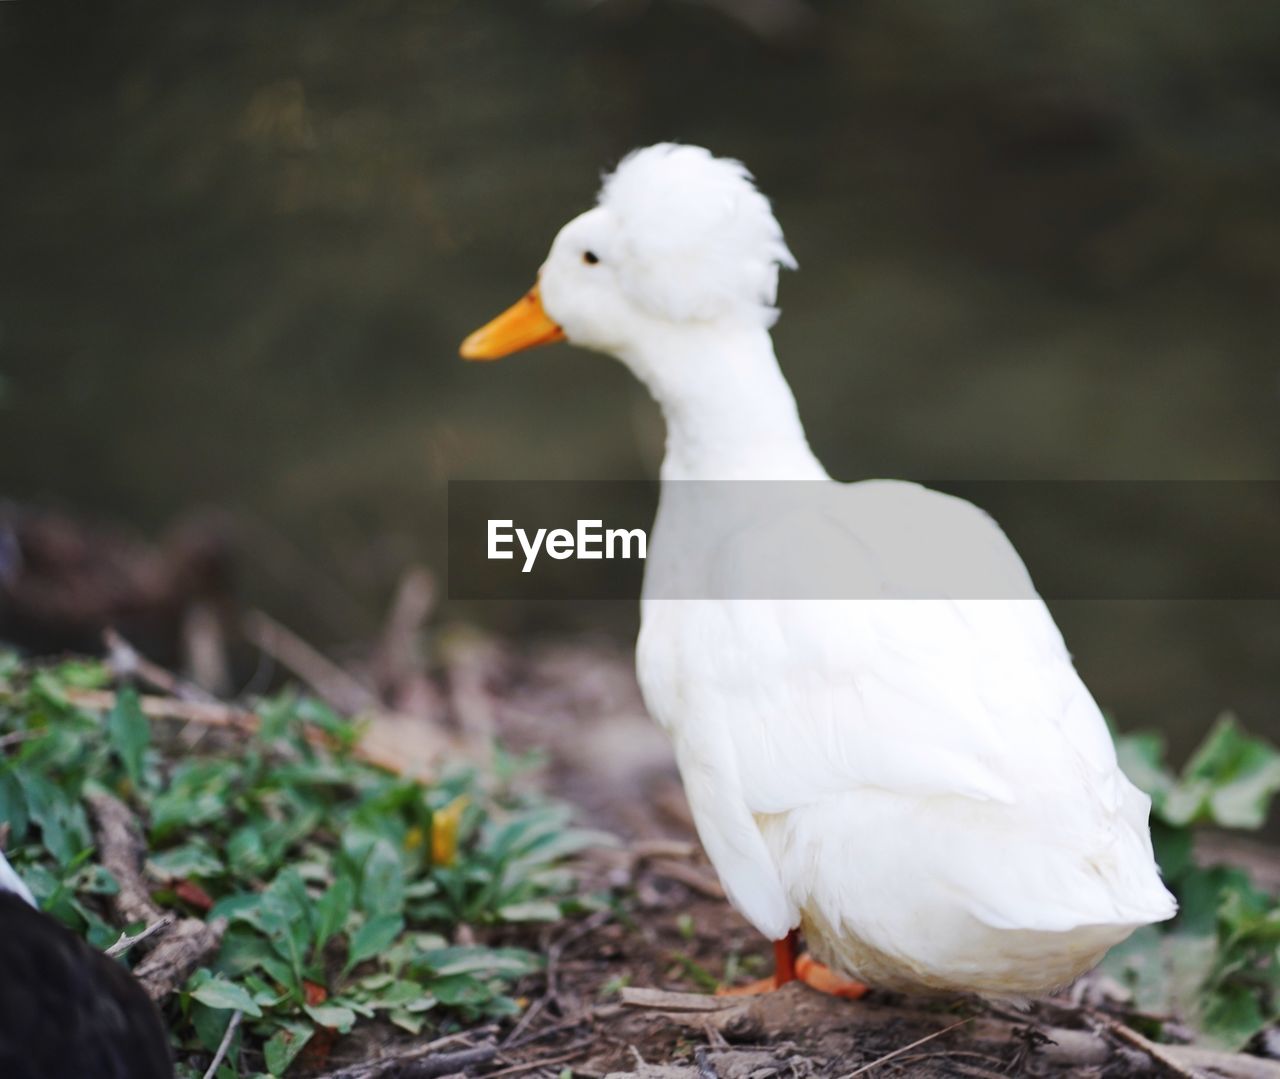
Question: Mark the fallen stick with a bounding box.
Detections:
[646,858,725,899]
[372,566,437,696]
[1098,1014,1204,1079]
[312,1042,497,1079]
[502,1006,622,1053]
[132,917,227,1000]
[86,789,167,925]
[104,627,218,704]
[201,1008,243,1079]
[836,1019,972,1078]
[619,987,738,1013]
[105,915,174,957]
[86,790,226,1002]
[66,688,258,737]
[629,838,699,861]
[1037,1018,1280,1079]
[242,609,378,716]
[484,1043,592,1077]
[61,687,418,777]
[442,634,504,759]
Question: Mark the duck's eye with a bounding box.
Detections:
[583,250,600,265]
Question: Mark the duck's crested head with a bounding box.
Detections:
[594,143,795,325]
[460,143,795,362]
[545,143,796,354]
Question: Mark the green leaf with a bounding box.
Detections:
[217,930,269,975]
[1177,866,1252,936]
[360,838,406,919]
[236,870,313,983]
[314,876,355,955]
[388,1009,426,1034]
[149,840,224,880]
[1150,821,1192,882]
[51,660,110,689]
[420,946,541,978]
[497,900,562,922]
[107,687,150,790]
[19,772,90,866]
[1201,981,1268,1049]
[0,766,29,843]
[264,1020,314,1075]
[346,913,404,971]
[0,649,20,685]
[227,824,270,877]
[149,760,238,840]
[1175,713,1280,829]
[189,975,263,1018]
[359,978,429,1010]
[302,1003,357,1032]
[257,693,298,744]
[427,973,491,1007]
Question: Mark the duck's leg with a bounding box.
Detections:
[716,930,799,995]
[717,931,868,998]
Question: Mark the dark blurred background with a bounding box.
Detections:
[0,0,1277,752]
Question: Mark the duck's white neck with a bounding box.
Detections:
[620,322,827,482]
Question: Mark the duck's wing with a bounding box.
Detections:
[659,480,1172,935]
[701,480,1112,807]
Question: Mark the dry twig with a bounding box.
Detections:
[85,790,226,1002]
[836,1018,973,1078]
[104,627,217,703]
[1096,1014,1205,1079]
[105,915,174,957]
[201,1009,243,1079]
[619,987,738,1013]
[373,566,436,695]
[484,1042,593,1077]
[645,858,725,899]
[61,686,417,777]
[242,609,378,716]
[312,1042,497,1079]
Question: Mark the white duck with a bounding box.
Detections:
[461,144,1176,997]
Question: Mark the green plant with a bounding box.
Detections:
[0,655,613,1076]
[1108,713,1280,1047]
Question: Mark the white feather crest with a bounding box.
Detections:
[598,143,796,326]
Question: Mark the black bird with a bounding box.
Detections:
[0,855,174,1079]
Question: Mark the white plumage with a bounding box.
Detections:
[463,143,1177,996]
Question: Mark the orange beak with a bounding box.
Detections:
[459,284,566,361]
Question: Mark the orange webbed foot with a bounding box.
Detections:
[715,975,784,997]
[795,953,870,999]
[716,932,868,999]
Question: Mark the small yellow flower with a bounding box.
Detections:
[431,795,469,867]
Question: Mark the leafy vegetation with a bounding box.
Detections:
[0,655,613,1077]
[1108,713,1280,1048]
